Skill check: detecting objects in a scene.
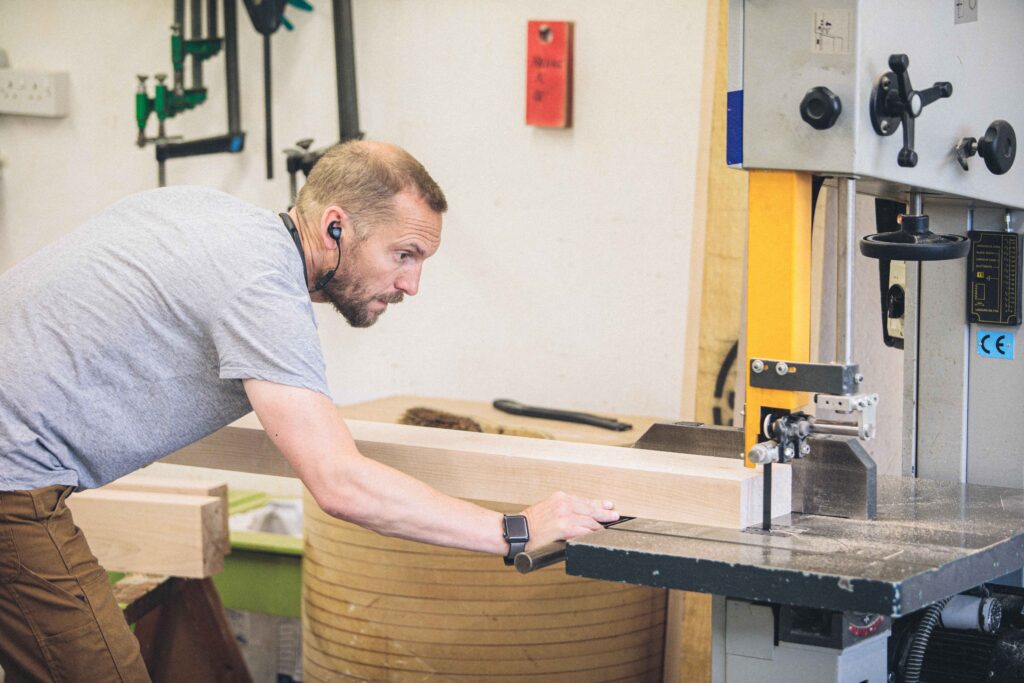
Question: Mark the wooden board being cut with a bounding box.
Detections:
[164,415,789,528]
[67,489,225,578]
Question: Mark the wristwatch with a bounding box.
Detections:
[502,514,530,566]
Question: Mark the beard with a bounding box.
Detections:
[323,269,404,328]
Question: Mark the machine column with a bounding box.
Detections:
[744,170,812,463]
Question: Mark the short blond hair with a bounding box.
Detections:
[296,141,447,237]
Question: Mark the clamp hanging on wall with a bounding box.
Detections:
[136,0,246,186]
[284,0,363,204]
[241,0,313,180]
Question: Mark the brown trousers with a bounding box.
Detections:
[0,486,151,682]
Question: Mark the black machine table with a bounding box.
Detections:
[565,476,1024,617]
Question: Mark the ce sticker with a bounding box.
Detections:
[977,331,1015,359]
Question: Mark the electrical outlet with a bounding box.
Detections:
[0,67,69,117]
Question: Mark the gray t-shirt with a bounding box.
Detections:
[0,186,329,491]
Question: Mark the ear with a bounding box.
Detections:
[321,205,349,249]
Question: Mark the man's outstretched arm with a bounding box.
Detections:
[243,379,619,554]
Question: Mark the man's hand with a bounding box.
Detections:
[521,491,619,551]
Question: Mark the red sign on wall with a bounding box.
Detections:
[526,20,574,128]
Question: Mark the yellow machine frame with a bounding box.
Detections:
[743,170,812,464]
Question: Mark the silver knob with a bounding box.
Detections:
[748,442,779,465]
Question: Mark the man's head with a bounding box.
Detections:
[294,141,447,327]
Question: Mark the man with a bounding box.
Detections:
[0,141,618,682]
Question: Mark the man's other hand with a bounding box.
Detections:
[521,492,619,551]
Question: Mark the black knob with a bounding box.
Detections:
[897,148,918,168]
[955,120,1016,175]
[800,86,842,130]
[978,120,1016,175]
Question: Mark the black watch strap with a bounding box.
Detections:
[504,539,528,566]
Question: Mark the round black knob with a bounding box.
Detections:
[800,86,842,130]
[889,54,910,73]
[977,120,1016,175]
[897,148,918,168]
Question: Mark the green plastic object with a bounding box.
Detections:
[172,35,222,73]
[231,530,302,556]
[135,30,223,137]
[214,490,303,618]
[228,489,270,515]
[213,541,302,619]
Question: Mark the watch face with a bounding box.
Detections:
[504,515,529,541]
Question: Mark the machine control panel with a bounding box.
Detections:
[968,231,1022,326]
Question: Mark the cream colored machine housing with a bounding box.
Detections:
[714,2,1024,681]
[734,0,1024,489]
[736,0,1024,209]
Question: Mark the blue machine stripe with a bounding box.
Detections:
[726,89,743,166]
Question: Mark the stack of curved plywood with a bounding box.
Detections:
[303,494,666,682]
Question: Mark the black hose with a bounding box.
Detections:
[903,597,952,683]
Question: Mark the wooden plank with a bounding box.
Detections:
[103,473,228,499]
[165,415,789,529]
[678,592,713,680]
[678,0,741,679]
[67,489,226,578]
[102,474,230,557]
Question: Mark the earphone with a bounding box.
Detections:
[313,221,343,291]
[280,214,343,293]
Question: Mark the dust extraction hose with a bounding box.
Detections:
[903,597,952,683]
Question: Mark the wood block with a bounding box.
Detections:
[103,473,227,498]
[102,474,230,557]
[67,489,226,578]
[165,416,789,528]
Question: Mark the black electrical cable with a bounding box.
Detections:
[903,597,952,683]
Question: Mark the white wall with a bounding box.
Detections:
[0,1,710,419]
